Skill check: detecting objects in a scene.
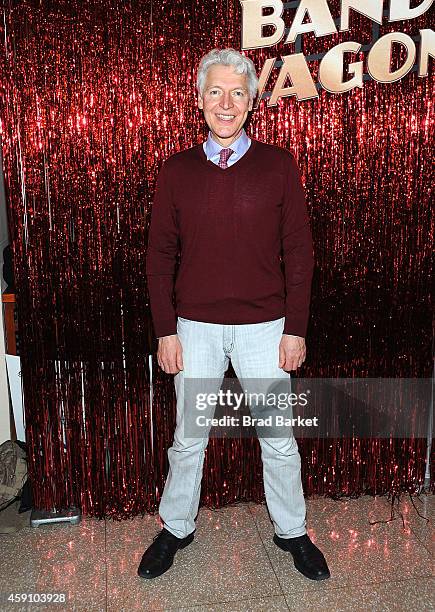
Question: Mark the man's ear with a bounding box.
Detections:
[198,94,203,110]
[248,97,254,111]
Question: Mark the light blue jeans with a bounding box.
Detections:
[159,316,307,539]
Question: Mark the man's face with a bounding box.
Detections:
[198,64,253,147]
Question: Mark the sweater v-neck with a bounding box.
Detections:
[197,137,258,174]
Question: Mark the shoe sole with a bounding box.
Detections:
[137,532,195,579]
[273,536,331,581]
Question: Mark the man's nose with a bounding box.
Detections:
[220,92,233,109]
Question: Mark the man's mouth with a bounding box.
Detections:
[216,114,236,122]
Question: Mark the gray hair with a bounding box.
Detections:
[196,48,258,100]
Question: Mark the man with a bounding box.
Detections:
[140,48,330,582]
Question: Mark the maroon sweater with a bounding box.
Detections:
[146,138,314,338]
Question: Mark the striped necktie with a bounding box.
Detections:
[218,148,234,169]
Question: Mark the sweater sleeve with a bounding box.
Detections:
[145,161,179,337]
[280,153,315,338]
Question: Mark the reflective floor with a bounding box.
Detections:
[0,494,433,611]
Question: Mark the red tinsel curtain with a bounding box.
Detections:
[0,0,433,518]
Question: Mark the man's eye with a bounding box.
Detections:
[233,91,244,97]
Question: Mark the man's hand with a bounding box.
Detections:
[157,334,184,374]
[279,335,306,371]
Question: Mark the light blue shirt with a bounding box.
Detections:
[159,129,297,338]
[203,129,251,166]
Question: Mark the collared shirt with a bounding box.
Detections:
[201,128,294,338]
[203,129,251,167]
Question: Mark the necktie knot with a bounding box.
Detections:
[218,148,234,169]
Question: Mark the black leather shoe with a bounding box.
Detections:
[137,528,195,579]
[273,533,330,581]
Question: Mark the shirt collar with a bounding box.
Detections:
[204,129,250,161]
